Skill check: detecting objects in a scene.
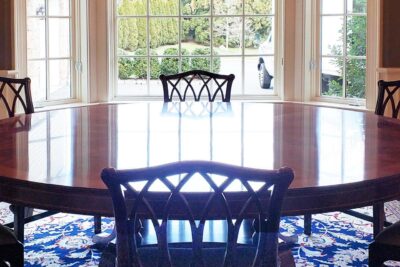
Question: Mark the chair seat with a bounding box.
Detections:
[374,221,400,246]
[100,242,294,267]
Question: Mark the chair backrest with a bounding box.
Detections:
[375,80,400,118]
[159,70,235,102]
[102,161,294,267]
[0,77,34,118]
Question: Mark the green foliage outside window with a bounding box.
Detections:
[118,49,160,79]
[191,48,220,72]
[160,48,190,75]
[118,57,135,79]
[117,0,271,80]
[325,0,366,99]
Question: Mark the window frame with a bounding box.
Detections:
[108,0,285,101]
[14,0,85,108]
[305,0,379,109]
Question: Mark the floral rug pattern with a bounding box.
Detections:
[1,202,399,266]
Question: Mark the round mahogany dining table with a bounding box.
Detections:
[1,101,400,241]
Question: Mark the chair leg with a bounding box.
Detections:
[373,203,385,238]
[13,205,25,243]
[94,215,102,234]
[304,214,312,235]
[368,242,386,267]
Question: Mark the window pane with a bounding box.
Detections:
[346,16,366,57]
[182,18,211,52]
[347,0,367,14]
[160,56,180,75]
[150,0,178,15]
[245,56,274,93]
[117,57,147,95]
[28,60,46,102]
[181,0,210,15]
[321,0,343,14]
[188,57,212,72]
[117,0,147,16]
[115,0,276,97]
[27,0,45,16]
[213,0,242,15]
[149,18,179,52]
[245,16,273,55]
[216,57,242,95]
[245,0,273,15]
[118,56,147,79]
[321,16,343,56]
[149,57,163,95]
[213,17,242,55]
[118,18,147,55]
[321,57,343,97]
[49,18,70,58]
[27,18,46,59]
[346,58,366,99]
[48,0,70,16]
[49,59,71,100]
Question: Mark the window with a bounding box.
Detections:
[24,0,76,105]
[317,0,367,102]
[112,0,281,98]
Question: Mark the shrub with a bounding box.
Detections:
[132,49,147,79]
[160,48,190,75]
[190,48,220,72]
[118,57,135,80]
[118,49,161,79]
[130,49,161,79]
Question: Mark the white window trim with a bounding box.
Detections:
[107,0,285,101]
[303,0,379,110]
[14,0,89,108]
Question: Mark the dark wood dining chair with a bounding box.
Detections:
[0,77,36,242]
[375,80,400,118]
[304,80,400,236]
[0,77,103,239]
[368,80,400,266]
[100,160,294,267]
[369,220,400,267]
[0,76,34,118]
[0,224,23,267]
[160,70,235,102]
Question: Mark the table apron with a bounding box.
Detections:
[283,177,400,216]
[0,178,399,217]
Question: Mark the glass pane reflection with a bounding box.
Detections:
[317,108,364,186]
[28,110,72,184]
[114,102,275,192]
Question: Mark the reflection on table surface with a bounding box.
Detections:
[1,101,400,190]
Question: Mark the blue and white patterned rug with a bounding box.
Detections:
[1,202,400,266]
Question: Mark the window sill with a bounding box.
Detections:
[298,101,369,112]
[34,102,100,113]
[33,99,371,114]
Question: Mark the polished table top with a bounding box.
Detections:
[1,102,400,216]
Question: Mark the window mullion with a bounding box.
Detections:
[146,0,150,95]
[178,0,182,73]
[342,0,347,98]
[241,2,245,95]
[210,0,214,74]
[45,0,51,101]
